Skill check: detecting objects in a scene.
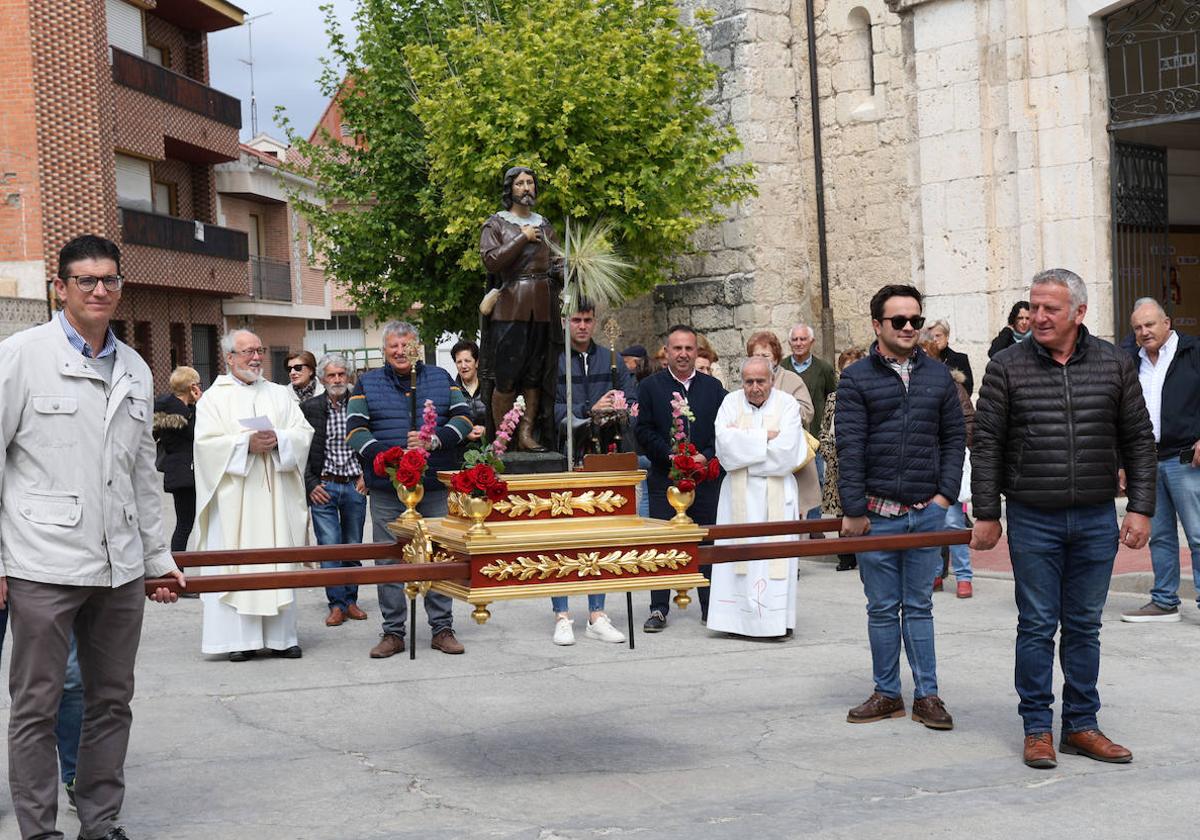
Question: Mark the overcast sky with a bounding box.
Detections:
[207,0,358,142]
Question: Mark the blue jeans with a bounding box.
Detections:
[1148,458,1200,609]
[311,480,368,610]
[636,455,651,518]
[944,502,972,582]
[856,504,946,699]
[551,594,606,614]
[1007,500,1118,736]
[57,635,83,784]
[371,486,453,637]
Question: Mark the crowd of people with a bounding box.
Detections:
[0,235,1197,838]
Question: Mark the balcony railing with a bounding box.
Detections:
[120,207,249,262]
[250,256,293,302]
[111,47,241,129]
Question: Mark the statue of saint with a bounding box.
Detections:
[478,166,563,452]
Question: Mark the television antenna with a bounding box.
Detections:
[237,12,273,137]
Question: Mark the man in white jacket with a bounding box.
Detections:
[0,235,184,840]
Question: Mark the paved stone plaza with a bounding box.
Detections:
[2,556,1197,840]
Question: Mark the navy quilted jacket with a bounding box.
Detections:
[346,362,472,491]
[834,345,966,517]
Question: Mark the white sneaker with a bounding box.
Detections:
[586,614,626,643]
[553,616,576,645]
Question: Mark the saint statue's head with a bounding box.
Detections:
[501,166,538,210]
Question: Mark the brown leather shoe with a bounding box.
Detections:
[911,695,954,730]
[1023,732,1057,769]
[431,629,465,654]
[325,607,346,627]
[1059,729,1132,763]
[369,633,405,658]
[346,603,368,621]
[847,692,905,724]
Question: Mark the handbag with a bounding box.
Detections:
[796,430,819,472]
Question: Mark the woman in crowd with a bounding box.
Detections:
[452,339,488,427]
[746,330,821,514]
[818,346,867,571]
[154,366,202,555]
[920,333,976,596]
[987,300,1031,358]
[926,318,974,396]
[286,350,324,402]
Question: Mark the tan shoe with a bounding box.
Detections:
[325,606,346,627]
[847,692,905,724]
[431,629,465,654]
[1060,729,1132,763]
[369,633,405,658]
[1023,732,1057,769]
[346,603,368,620]
[911,695,954,730]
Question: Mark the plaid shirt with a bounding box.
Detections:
[322,395,360,477]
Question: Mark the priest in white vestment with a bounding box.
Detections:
[707,357,806,638]
[190,329,314,660]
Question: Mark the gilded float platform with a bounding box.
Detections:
[386,469,709,623]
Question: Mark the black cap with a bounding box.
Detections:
[621,344,647,359]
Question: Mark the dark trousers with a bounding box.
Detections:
[7,576,146,840]
[647,485,714,618]
[370,487,454,637]
[1007,500,1118,736]
[169,488,196,553]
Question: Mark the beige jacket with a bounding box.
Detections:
[0,320,176,587]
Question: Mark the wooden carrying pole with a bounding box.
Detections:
[148,519,968,596]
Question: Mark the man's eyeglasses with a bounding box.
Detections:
[883,315,925,330]
[288,364,309,372]
[68,275,124,292]
[233,347,267,358]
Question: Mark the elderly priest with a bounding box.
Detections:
[190,329,314,661]
[707,356,807,638]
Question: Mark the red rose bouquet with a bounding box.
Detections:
[668,391,720,492]
[449,463,508,502]
[372,399,437,491]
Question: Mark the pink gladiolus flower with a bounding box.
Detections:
[418,399,438,444]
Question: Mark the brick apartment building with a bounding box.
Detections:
[215,133,333,382]
[0,0,249,387]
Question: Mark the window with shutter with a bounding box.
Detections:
[105,0,145,56]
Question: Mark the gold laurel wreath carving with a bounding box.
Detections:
[490,490,628,518]
[479,548,691,581]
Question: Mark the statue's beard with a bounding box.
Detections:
[515,192,536,207]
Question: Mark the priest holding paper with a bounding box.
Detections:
[707,356,806,638]
[190,329,314,661]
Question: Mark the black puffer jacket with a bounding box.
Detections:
[152,393,195,492]
[834,345,966,517]
[971,326,1156,520]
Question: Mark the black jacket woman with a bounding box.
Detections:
[153,367,201,552]
[988,300,1032,358]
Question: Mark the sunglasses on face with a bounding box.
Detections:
[288,364,309,373]
[883,315,925,330]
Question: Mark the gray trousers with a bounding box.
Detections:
[371,486,453,637]
[7,576,146,840]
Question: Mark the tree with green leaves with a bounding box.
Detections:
[281,0,754,342]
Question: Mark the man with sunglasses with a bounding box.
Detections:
[0,235,184,840]
[835,284,965,732]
